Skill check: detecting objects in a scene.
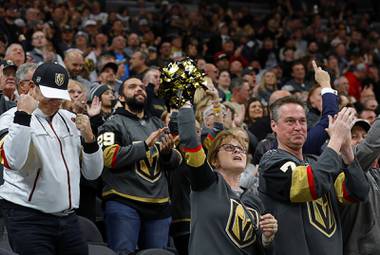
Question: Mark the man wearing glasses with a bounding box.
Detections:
[15,63,38,97]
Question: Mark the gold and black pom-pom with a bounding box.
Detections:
[159,57,206,109]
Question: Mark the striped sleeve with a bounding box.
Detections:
[290,165,318,202]
[260,158,320,202]
[182,144,206,168]
[202,133,215,151]
[334,160,369,204]
[201,122,224,151]
[98,128,146,170]
[334,173,357,204]
[178,107,217,191]
[259,147,342,203]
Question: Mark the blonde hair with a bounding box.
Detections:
[194,88,213,125]
[257,70,277,94]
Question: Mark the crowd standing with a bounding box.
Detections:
[0,0,380,254]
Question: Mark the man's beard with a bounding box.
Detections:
[125,95,145,113]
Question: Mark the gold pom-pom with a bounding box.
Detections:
[159,57,206,109]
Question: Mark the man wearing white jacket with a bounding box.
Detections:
[0,63,103,255]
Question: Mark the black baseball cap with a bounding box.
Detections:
[352,119,371,132]
[32,63,71,100]
[100,62,118,74]
[2,60,17,71]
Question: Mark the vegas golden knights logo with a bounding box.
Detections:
[307,195,336,237]
[225,199,259,248]
[55,73,65,86]
[136,145,161,183]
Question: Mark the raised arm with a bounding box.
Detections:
[303,60,339,155]
[1,95,36,171]
[74,114,104,180]
[178,102,216,191]
[260,107,357,203]
[334,119,369,203]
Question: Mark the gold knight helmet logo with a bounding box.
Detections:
[136,145,161,183]
[225,199,259,248]
[307,195,336,237]
[55,73,65,86]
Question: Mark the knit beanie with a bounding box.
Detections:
[88,84,110,102]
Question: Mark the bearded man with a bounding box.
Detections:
[97,77,182,254]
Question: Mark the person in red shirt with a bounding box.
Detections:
[345,63,367,100]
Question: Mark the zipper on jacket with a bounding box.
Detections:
[48,122,72,209]
[28,168,41,201]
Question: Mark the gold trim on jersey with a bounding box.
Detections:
[182,145,206,168]
[102,188,170,203]
[307,195,336,238]
[135,145,161,183]
[172,218,191,223]
[225,199,259,248]
[103,144,120,168]
[334,172,352,204]
[290,165,314,202]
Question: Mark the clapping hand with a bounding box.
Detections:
[259,213,278,245]
[326,107,356,155]
[159,132,175,155]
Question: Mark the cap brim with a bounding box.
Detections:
[102,63,118,73]
[353,120,371,132]
[3,66,17,71]
[39,85,71,101]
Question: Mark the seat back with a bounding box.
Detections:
[88,244,117,255]
[78,216,104,244]
[136,249,175,255]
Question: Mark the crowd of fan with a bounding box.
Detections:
[0,0,380,254]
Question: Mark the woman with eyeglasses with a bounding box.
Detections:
[178,101,277,255]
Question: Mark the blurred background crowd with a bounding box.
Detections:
[1,0,380,254]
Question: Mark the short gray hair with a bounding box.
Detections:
[270,96,306,122]
[16,63,38,85]
[5,43,23,57]
[142,67,159,84]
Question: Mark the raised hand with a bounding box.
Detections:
[204,77,219,100]
[159,133,175,155]
[87,96,102,117]
[72,94,87,114]
[73,114,95,143]
[17,94,38,114]
[312,60,331,88]
[145,128,166,147]
[326,107,356,153]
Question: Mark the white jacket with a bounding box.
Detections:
[0,108,103,214]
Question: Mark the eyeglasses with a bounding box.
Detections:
[219,144,247,154]
[20,79,33,85]
[32,35,45,40]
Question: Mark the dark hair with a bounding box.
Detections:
[291,61,304,71]
[270,96,306,121]
[307,85,321,105]
[230,77,245,91]
[245,97,264,123]
[135,50,148,62]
